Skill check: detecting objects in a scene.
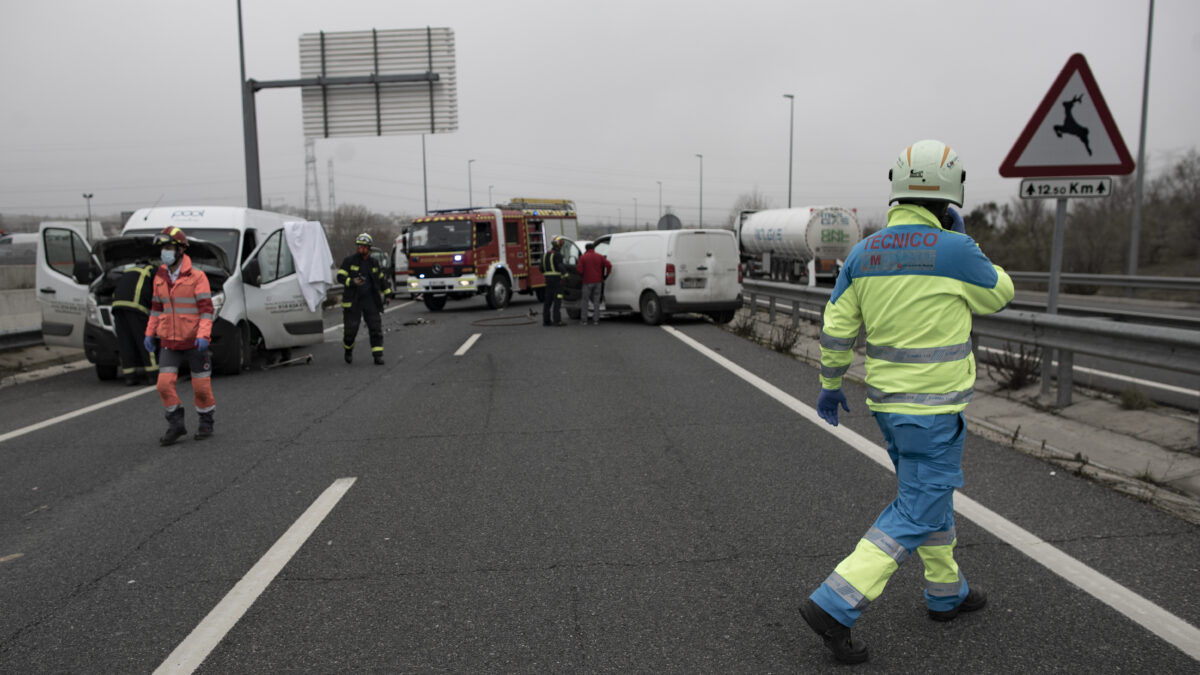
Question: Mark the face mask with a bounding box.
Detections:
[161,249,177,265]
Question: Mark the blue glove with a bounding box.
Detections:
[817,388,850,426]
[194,337,210,353]
[945,206,965,234]
[143,336,156,353]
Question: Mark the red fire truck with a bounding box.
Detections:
[403,199,581,311]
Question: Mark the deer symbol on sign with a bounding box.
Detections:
[1053,94,1092,156]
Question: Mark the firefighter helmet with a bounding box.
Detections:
[153,226,188,249]
[355,233,373,247]
[888,139,965,207]
[551,235,564,248]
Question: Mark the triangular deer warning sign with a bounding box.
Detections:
[999,53,1135,178]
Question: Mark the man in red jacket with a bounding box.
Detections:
[576,242,612,325]
[144,226,216,446]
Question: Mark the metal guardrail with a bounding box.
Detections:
[1007,271,1200,292]
[742,279,1200,443]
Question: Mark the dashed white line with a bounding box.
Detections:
[154,477,358,675]
[455,333,482,356]
[322,300,415,335]
[0,386,159,445]
[662,325,1200,662]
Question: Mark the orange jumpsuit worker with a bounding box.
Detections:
[144,226,216,446]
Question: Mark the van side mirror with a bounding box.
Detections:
[73,260,95,285]
[242,259,262,287]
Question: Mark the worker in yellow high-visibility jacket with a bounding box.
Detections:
[799,139,1015,665]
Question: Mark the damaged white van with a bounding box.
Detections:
[36,207,333,379]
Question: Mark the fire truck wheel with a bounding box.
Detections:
[486,274,512,309]
[423,294,447,311]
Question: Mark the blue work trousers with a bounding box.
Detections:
[810,411,970,626]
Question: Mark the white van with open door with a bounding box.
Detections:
[36,207,333,379]
[568,229,742,325]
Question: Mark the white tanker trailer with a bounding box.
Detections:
[734,206,861,285]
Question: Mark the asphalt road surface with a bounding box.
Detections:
[1,296,1198,673]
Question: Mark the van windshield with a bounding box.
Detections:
[125,227,239,271]
[408,220,473,253]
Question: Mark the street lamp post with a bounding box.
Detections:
[488,185,494,205]
[783,93,795,208]
[695,154,703,228]
[82,193,94,244]
[656,181,663,222]
[633,197,638,230]
[468,159,476,208]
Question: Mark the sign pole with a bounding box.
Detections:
[1040,197,1068,398]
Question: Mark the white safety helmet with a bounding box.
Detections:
[355,232,373,247]
[888,139,965,207]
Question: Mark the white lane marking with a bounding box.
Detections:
[0,359,91,390]
[154,477,358,675]
[454,333,481,356]
[1,299,422,441]
[662,325,1200,662]
[0,386,159,445]
[322,300,415,334]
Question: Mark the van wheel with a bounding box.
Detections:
[639,291,665,326]
[216,324,247,375]
[486,274,512,309]
[424,294,447,311]
[95,363,118,381]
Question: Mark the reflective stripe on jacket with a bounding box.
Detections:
[541,249,563,277]
[819,204,1014,415]
[337,253,391,308]
[145,254,214,350]
[112,263,156,314]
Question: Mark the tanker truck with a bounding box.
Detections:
[734,206,861,286]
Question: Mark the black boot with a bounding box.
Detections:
[344,349,353,364]
[928,588,987,622]
[160,408,186,446]
[373,353,384,365]
[194,411,214,440]
[800,598,869,664]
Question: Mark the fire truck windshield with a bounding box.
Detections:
[407,220,474,252]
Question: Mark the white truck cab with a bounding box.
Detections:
[36,206,333,379]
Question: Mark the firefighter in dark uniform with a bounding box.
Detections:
[111,259,158,385]
[541,235,568,327]
[337,233,392,365]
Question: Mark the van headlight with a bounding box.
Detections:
[86,294,102,326]
[210,290,225,319]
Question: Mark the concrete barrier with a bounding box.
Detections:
[0,289,40,336]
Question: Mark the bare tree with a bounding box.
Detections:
[726,188,773,227]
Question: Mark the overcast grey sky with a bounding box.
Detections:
[2,0,1197,228]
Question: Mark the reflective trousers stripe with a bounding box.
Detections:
[918,528,962,598]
